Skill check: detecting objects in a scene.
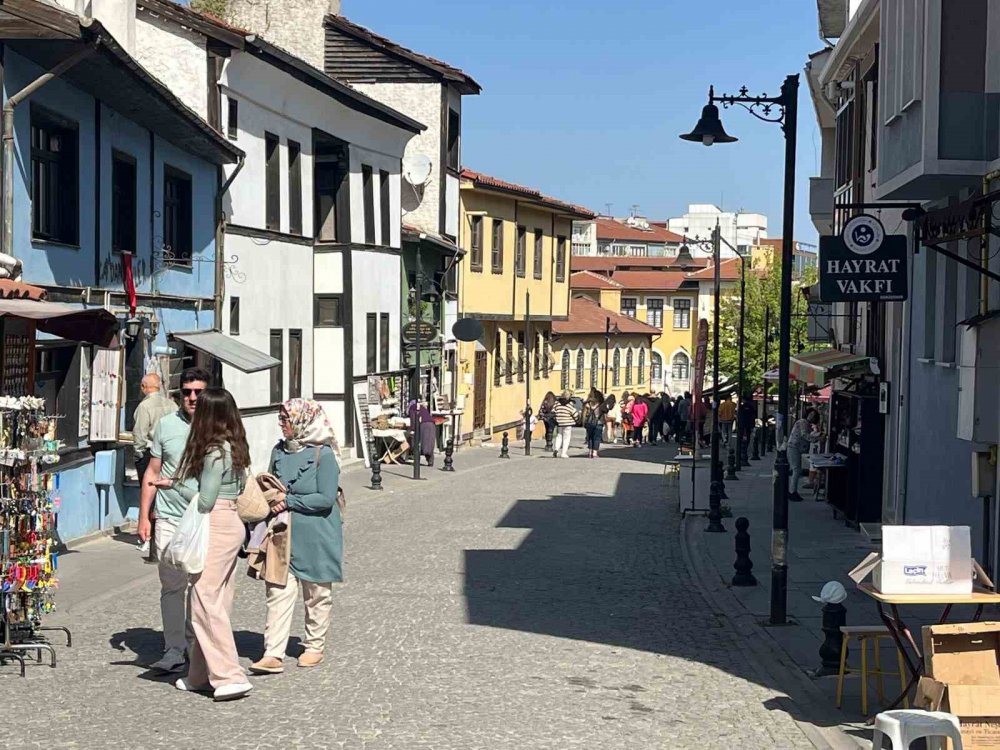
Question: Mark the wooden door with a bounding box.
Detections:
[473,351,487,430]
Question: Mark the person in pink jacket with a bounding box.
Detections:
[630,397,649,447]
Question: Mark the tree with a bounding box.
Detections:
[716,255,819,396]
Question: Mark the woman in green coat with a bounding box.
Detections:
[250,399,342,674]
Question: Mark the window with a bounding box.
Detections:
[533,230,543,280]
[556,236,567,282]
[265,132,280,231]
[314,295,343,327]
[612,348,621,386]
[638,348,646,384]
[269,330,283,404]
[515,225,526,277]
[362,313,376,373]
[516,331,525,382]
[34,344,85,448]
[673,299,692,329]
[447,109,460,171]
[647,299,664,329]
[379,169,391,247]
[229,297,240,336]
[491,219,504,273]
[315,139,348,243]
[505,332,514,384]
[542,330,550,377]
[380,313,390,372]
[163,166,193,263]
[288,140,302,235]
[362,165,375,244]
[651,352,662,383]
[622,298,637,318]
[289,329,302,399]
[469,216,483,271]
[590,349,599,387]
[494,331,502,387]
[561,349,570,390]
[227,97,238,139]
[112,152,137,254]
[534,333,541,380]
[625,349,634,385]
[31,107,78,244]
[575,348,584,389]
[672,352,690,381]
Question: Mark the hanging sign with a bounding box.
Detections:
[691,318,709,404]
[819,215,908,302]
[401,320,440,344]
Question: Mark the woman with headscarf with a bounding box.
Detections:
[408,399,437,467]
[250,399,342,675]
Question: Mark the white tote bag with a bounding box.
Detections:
[162,495,210,575]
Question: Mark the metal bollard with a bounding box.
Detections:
[816,600,847,677]
[500,432,511,459]
[369,437,383,491]
[726,441,740,480]
[731,517,757,586]
[443,437,455,472]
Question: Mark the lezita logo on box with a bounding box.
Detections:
[903,565,928,577]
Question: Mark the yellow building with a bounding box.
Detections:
[456,169,595,440]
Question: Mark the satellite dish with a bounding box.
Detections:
[403,153,433,186]
[452,318,483,342]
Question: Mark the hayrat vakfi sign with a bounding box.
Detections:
[819,214,908,302]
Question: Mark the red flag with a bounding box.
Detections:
[122,252,137,317]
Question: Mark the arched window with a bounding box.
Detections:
[575,347,585,389]
[651,352,663,384]
[625,348,634,385]
[672,352,690,381]
[590,348,599,388]
[561,348,570,390]
[612,348,621,386]
[494,331,502,386]
[638,348,646,385]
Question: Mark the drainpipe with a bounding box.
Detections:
[2,44,96,269]
[894,223,919,524]
[213,155,245,328]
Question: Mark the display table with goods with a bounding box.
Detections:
[0,396,71,676]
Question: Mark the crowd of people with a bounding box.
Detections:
[132,368,344,702]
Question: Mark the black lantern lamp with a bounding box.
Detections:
[680,89,738,147]
[124,317,143,340]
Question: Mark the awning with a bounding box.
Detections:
[170,330,279,373]
[790,349,873,387]
[0,299,118,346]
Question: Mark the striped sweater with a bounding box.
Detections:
[552,402,579,427]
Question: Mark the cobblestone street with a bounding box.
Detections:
[3,436,822,749]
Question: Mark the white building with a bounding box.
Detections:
[667,204,768,257]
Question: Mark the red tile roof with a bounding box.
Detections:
[571,256,709,273]
[554,295,660,336]
[594,217,685,244]
[569,270,623,290]
[460,169,595,218]
[610,270,690,291]
[685,258,743,281]
[325,14,481,94]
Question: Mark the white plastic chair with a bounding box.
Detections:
[872,710,963,749]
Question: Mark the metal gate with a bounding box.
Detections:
[473,350,487,430]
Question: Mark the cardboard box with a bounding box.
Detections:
[916,622,1000,750]
[848,525,973,595]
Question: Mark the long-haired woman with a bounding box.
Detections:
[603,393,619,443]
[582,388,606,458]
[154,387,253,701]
[538,391,557,449]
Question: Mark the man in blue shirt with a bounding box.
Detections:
[138,367,210,673]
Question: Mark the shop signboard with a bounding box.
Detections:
[819,215,908,302]
[401,320,440,345]
[692,318,709,404]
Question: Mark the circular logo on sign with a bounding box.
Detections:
[843,215,885,255]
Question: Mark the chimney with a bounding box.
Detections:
[224,0,340,70]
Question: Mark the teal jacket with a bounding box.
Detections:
[270,444,343,583]
[175,445,243,513]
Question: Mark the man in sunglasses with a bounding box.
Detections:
[138,367,211,673]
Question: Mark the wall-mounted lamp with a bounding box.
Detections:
[124,317,143,340]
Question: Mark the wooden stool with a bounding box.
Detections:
[836,625,909,715]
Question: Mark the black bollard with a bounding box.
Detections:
[369,438,383,491]
[816,601,847,676]
[443,437,455,472]
[731,517,757,586]
[740,435,751,468]
[726,442,740,480]
[500,432,510,459]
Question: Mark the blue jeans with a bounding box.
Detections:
[585,423,602,451]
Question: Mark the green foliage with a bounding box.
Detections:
[191,0,228,18]
[717,256,819,395]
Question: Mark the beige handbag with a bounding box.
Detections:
[236,465,271,524]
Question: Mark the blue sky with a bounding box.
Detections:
[344,0,824,243]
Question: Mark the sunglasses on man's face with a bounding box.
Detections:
[181,388,205,398]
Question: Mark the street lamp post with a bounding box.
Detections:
[681,74,799,625]
[706,223,726,532]
[726,250,748,478]
[603,317,620,393]
[411,247,425,481]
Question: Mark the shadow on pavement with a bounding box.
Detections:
[463,464,853,738]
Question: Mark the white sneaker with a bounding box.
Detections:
[151,648,187,674]
[174,677,211,693]
[213,682,253,702]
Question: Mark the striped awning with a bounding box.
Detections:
[790,349,872,387]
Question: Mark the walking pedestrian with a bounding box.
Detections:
[718,394,737,446]
[738,395,755,453]
[551,390,579,459]
[700,395,713,448]
[538,391,557,448]
[138,367,210,674]
[648,393,665,446]
[621,392,634,445]
[630,396,648,447]
[663,394,677,442]
[787,408,822,502]
[250,399,342,675]
[133,373,177,487]
[582,388,606,458]
[153,387,253,701]
[677,391,691,445]
[604,394,620,443]
[408,399,437,467]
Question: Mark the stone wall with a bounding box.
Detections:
[224,0,341,69]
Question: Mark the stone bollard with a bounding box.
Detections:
[369,437,383,491]
[500,432,511,459]
[443,437,455,472]
[813,581,848,677]
[731,517,757,586]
